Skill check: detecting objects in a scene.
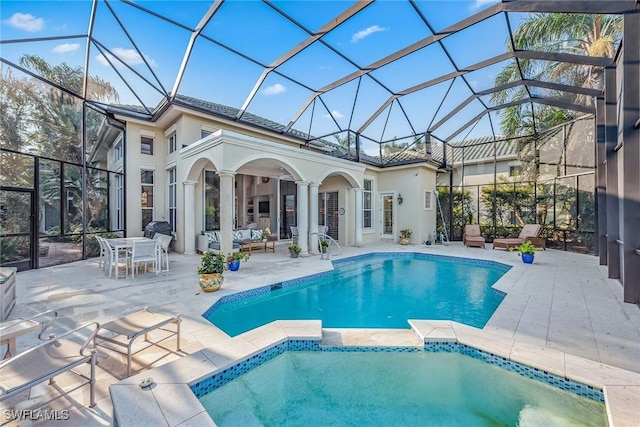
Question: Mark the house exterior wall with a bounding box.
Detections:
[116,108,439,253]
[376,165,438,245]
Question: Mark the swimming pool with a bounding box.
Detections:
[205,253,510,336]
[196,347,606,426]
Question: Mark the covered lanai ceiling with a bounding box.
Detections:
[1,0,637,164]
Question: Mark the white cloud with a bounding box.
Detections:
[471,0,499,10]
[51,43,80,54]
[96,48,157,68]
[324,110,344,120]
[351,25,386,43]
[3,13,44,32]
[261,83,286,96]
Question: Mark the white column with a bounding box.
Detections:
[183,180,197,254]
[309,182,319,255]
[296,181,309,256]
[354,187,363,247]
[218,171,235,254]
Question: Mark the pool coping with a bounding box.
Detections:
[110,319,640,427]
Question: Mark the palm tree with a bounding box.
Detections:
[493,13,622,138]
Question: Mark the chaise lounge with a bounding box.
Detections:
[0,322,100,409]
[492,224,542,250]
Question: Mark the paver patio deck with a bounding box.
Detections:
[1,241,639,426]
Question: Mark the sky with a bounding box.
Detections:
[1,0,526,150]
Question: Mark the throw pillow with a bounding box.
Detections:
[251,229,263,240]
[239,229,252,241]
[232,230,243,242]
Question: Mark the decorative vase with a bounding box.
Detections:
[199,273,224,292]
[400,237,410,245]
[290,251,299,258]
[521,253,534,264]
[228,260,240,271]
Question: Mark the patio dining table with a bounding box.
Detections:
[105,237,154,279]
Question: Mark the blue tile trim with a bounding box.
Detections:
[424,342,604,403]
[203,252,510,318]
[191,339,603,404]
[190,339,320,398]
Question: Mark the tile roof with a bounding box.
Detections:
[430,136,518,164]
[108,97,512,167]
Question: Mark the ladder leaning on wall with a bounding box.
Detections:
[433,191,450,246]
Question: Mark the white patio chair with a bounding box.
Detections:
[130,240,159,279]
[290,226,299,244]
[154,233,172,272]
[96,236,107,270]
[99,237,127,278]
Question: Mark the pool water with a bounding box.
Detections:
[199,351,606,427]
[206,254,509,336]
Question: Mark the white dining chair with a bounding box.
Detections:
[130,240,159,279]
[96,236,107,270]
[154,234,172,272]
[97,237,117,278]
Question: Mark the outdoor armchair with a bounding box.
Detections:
[463,225,486,248]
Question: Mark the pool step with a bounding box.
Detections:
[321,328,423,347]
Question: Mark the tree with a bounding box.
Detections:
[493,13,622,138]
[1,55,120,236]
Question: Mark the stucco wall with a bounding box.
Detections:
[376,165,437,244]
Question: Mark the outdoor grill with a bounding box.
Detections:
[144,221,173,239]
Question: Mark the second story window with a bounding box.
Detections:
[141,136,154,155]
[114,139,123,161]
[168,133,177,154]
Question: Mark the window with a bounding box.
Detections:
[167,132,177,154]
[114,139,123,161]
[141,170,154,230]
[363,179,372,229]
[115,174,123,229]
[201,129,212,139]
[424,190,433,210]
[509,166,522,176]
[141,136,154,155]
[168,168,176,233]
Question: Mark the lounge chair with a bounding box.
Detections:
[94,308,180,377]
[0,322,100,409]
[463,225,485,248]
[492,224,542,250]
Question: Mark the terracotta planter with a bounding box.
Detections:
[199,273,224,292]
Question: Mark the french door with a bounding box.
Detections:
[379,193,394,238]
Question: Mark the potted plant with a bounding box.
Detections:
[197,251,227,292]
[512,240,538,264]
[288,244,301,258]
[262,227,271,241]
[318,239,329,253]
[399,229,412,245]
[227,252,249,271]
